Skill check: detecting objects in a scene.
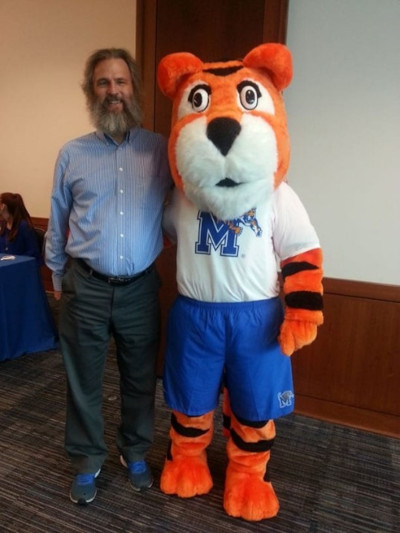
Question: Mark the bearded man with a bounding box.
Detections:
[46,48,171,505]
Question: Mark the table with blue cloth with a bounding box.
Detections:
[0,254,58,361]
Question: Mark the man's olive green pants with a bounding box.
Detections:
[59,259,161,474]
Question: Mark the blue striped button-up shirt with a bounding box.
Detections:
[46,127,171,291]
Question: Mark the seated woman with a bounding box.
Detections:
[0,192,43,266]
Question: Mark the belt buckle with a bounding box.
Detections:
[108,275,131,285]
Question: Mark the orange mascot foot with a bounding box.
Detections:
[223,466,279,521]
[224,415,279,521]
[160,410,214,498]
[160,453,213,498]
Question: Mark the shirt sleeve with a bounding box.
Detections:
[45,149,72,291]
[272,182,320,262]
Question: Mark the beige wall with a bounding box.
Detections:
[285,0,400,285]
[0,0,136,217]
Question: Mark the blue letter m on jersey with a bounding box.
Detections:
[195,212,239,256]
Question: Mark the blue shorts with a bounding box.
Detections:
[163,295,294,421]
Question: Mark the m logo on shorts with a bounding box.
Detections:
[278,390,294,408]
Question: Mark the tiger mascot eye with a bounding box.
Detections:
[157,43,323,522]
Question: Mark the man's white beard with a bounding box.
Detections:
[89,96,139,138]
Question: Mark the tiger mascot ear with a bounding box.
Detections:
[243,43,293,90]
[157,43,293,100]
[157,53,204,99]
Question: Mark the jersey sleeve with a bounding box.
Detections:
[272,182,320,262]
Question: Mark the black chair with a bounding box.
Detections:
[33,227,46,257]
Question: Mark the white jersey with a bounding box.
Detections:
[163,182,320,303]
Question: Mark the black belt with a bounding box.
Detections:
[77,259,154,286]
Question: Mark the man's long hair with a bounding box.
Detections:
[82,48,143,127]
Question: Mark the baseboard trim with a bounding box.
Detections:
[31,216,48,229]
[324,277,400,302]
[295,394,400,438]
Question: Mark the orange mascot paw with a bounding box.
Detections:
[279,317,318,356]
[160,453,213,498]
[224,466,279,521]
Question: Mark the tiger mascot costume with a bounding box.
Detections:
[157,43,323,522]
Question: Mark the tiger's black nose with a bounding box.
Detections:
[206,118,241,156]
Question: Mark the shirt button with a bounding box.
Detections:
[120,255,124,259]
[120,234,124,238]
[120,189,124,194]
[120,211,124,215]
[119,167,123,171]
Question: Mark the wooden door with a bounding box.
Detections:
[136,0,288,134]
[135,0,289,375]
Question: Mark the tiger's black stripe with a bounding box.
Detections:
[171,412,210,438]
[281,261,318,280]
[223,413,231,431]
[285,291,323,310]
[203,65,242,76]
[234,413,269,428]
[230,428,275,453]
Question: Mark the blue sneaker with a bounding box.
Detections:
[120,456,153,492]
[70,469,101,505]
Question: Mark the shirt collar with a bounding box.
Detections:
[95,127,140,145]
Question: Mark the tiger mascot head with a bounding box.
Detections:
[157,43,293,220]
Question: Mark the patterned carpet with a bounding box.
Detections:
[0,299,399,532]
